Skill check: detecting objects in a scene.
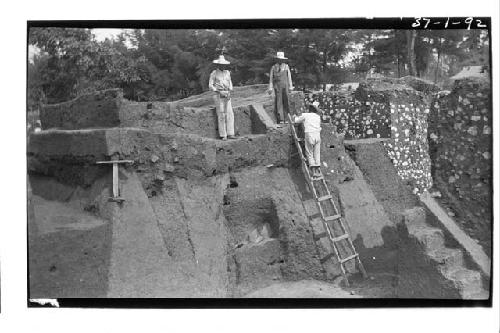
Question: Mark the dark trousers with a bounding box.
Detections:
[274,87,290,123]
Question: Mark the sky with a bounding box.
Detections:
[92,28,127,41]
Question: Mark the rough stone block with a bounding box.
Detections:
[403,207,426,226]
[427,247,464,270]
[410,227,445,251]
[445,268,483,298]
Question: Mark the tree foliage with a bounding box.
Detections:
[27,27,490,111]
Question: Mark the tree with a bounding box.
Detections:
[29,27,97,103]
[28,27,490,104]
[309,29,349,90]
[28,27,146,104]
[406,30,417,76]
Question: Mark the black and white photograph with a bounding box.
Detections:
[0,0,498,330]
[25,18,493,305]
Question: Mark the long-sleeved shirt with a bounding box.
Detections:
[294,113,321,133]
[268,63,293,90]
[209,69,233,92]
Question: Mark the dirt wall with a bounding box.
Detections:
[222,166,325,295]
[40,89,123,130]
[28,174,113,298]
[27,127,292,191]
[28,164,330,297]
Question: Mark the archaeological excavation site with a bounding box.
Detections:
[27,76,491,300]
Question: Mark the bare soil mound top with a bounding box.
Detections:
[176,84,270,108]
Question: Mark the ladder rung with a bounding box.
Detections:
[320,252,335,264]
[313,231,328,241]
[331,234,349,242]
[310,212,322,220]
[340,253,358,264]
[312,176,324,181]
[108,196,125,203]
[317,194,332,202]
[324,214,341,221]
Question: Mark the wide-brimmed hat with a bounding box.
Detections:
[275,51,288,60]
[213,55,230,65]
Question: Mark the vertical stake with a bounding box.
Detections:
[112,155,119,198]
[96,155,134,203]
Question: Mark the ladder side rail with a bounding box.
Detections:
[324,214,349,284]
[318,177,341,217]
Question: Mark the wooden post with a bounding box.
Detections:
[112,155,119,198]
[96,156,134,203]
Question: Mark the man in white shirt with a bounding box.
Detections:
[267,51,294,126]
[294,101,322,177]
[209,55,235,140]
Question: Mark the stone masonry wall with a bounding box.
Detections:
[304,90,391,139]
[428,77,492,254]
[304,78,433,195]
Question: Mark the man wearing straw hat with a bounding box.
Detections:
[209,54,235,140]
[267,51,294,126]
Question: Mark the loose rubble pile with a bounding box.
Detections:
[428,77,492,252]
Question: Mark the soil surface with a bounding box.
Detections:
[244,280,358,298]
[244,273,397,298]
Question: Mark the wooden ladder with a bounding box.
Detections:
[287,114,367,286]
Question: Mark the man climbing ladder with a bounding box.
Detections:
[293,101,322,178]
[288,112,367,286]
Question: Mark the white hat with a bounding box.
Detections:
[275,51,288,60]
[312,101,320,107]
[213,55,230,65]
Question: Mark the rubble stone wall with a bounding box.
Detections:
[304,90,391,139]
[305,78,433,195]
[383,89,433,195]
[428,77,492,253]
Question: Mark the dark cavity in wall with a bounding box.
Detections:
[223,193,280,244]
